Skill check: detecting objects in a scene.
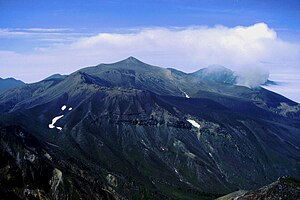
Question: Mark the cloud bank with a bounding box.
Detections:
[0,23,299,85]
[263,73,300,103]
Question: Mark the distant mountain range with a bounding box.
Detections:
[0,57,299,199]
[0,74,67,94]
[0,77,25,93]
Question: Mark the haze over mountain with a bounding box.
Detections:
[0,57,299,199]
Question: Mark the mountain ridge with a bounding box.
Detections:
[0,57,300,199]
[0,77,25,93]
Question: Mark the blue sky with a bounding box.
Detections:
[0,0,300,101]
[1,0,300,40]
[1,0,300,53]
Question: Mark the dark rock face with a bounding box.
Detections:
[0,126,120,200]
[0,57,300,199]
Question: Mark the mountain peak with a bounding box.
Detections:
[121,56,143,63]
[205,65,233,73]
[44,73,67,81]
[192,65,236,84]
[102,56,159,71]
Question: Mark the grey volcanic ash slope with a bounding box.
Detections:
[0,57,300,199]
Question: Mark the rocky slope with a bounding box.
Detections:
[0,126,120,200]
[217,176,300,200]
[0,57,300,199]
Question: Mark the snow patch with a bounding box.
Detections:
[187,119,200,129]
[174,168,183,181]
[209,153,213,157]
[61,105,66,111]
[174,168,179,174]
[48,104,74,131]
[183,92,190,98]
[235,144,240,152]
[48,115,64,130]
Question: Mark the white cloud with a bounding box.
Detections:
[263,73,300,103]
[0,28,86,43]
[0,23,299,88]
[14,28,73,32]
[0,28,73,36]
